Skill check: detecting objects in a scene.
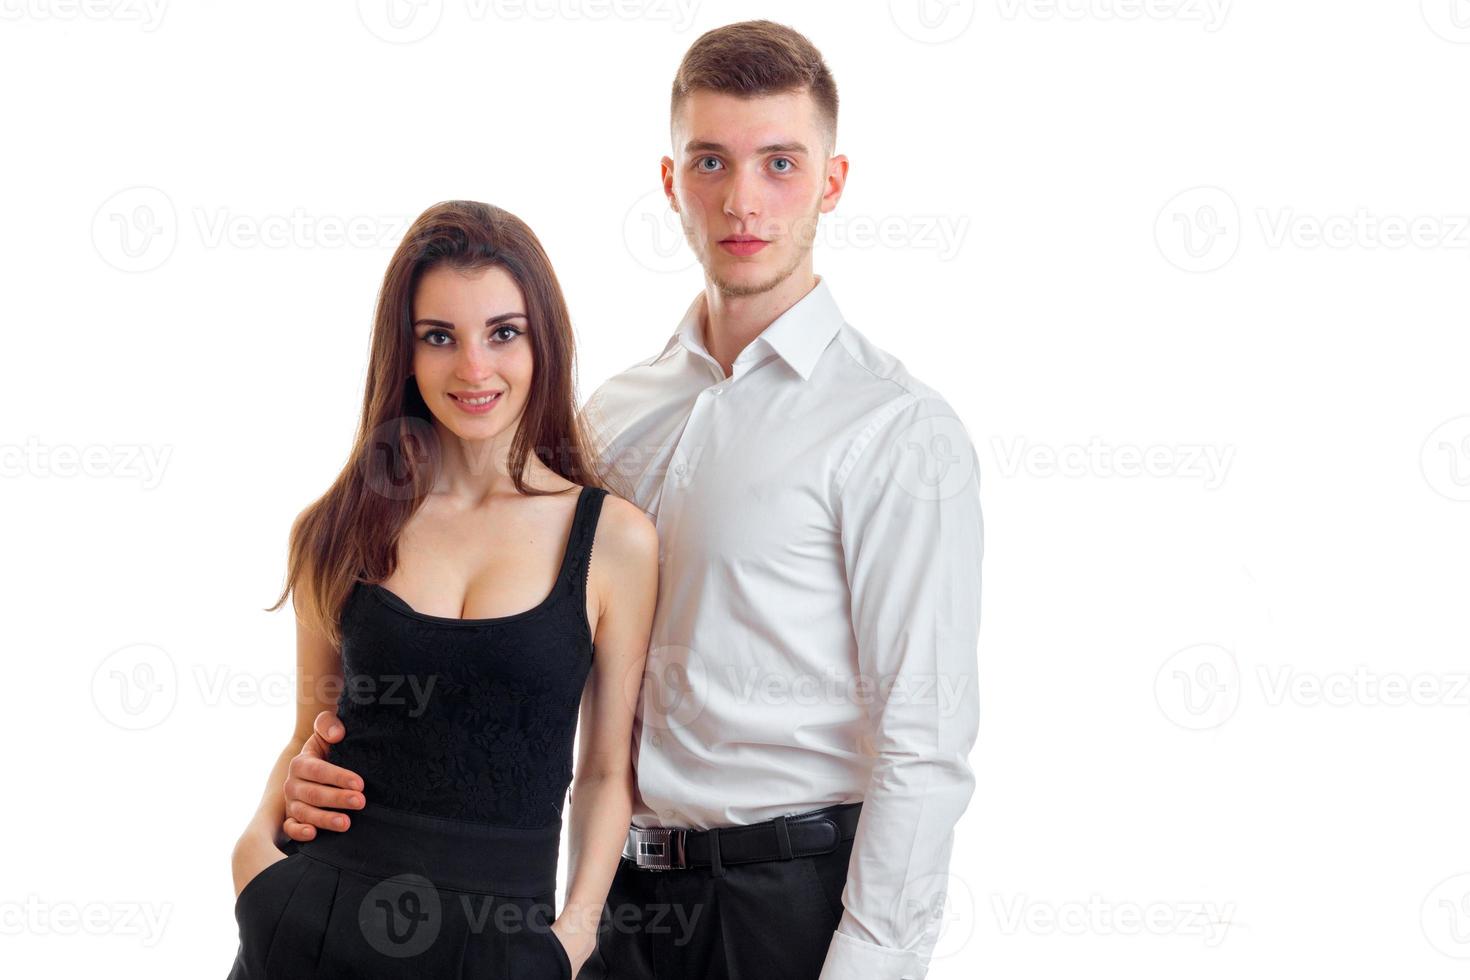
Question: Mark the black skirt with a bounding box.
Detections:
[227,802,572,979]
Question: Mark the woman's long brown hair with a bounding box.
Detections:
[266,200,599,646]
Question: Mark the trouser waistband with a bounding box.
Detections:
[622,801,863,873]
[296,801,560,897]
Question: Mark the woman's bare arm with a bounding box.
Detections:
[554,494,659,969]
[234,560,359,881]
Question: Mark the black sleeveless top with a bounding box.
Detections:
[328,485,607,829]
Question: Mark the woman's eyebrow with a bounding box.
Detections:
[685,140,809,156]
[412,312,528,329]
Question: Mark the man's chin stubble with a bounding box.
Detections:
[708,247,808,298]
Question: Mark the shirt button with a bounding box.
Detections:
[711,386,724,396]
[658,550,666,565]
[674,462,687,476]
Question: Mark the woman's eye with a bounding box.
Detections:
[492,326,523,343]
[423,329,451,346]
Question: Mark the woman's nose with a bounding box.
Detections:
[456,344,497,382]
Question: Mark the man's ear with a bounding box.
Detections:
[820,153,850,214]
[660,155,678,211]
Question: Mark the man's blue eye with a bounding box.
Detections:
[772,158,792,172]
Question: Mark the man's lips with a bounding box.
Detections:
[719,236,769,256]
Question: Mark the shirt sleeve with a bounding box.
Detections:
[820,393,984,980]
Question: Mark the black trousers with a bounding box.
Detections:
[227,803,572,979]
[576,820,854,980]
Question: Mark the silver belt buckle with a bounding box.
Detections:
[627,826,686,870]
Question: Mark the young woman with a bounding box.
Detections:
[227,200,658,979]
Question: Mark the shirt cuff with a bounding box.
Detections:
[818,928,926,980]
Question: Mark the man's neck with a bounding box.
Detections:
[699,265,820,378]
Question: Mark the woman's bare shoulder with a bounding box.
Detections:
[590,492,658,570]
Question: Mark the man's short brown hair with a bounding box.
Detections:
[670,20,838,153]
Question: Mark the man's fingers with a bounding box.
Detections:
[284,770,364,812]
[312,709,346,743]
[282,812,348,840]
[285,798,355,833]
[282,816,317,842]
[287,753,364,793]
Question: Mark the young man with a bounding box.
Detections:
[280,21,982,980]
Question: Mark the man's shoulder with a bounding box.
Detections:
[578,345,687,460]
[825,320,952,418]
[583,350,672,423]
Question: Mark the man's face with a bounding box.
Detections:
[663,87,845,298]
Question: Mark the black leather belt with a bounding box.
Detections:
[622,802,862,872]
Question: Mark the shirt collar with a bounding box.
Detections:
[653,276,845,382]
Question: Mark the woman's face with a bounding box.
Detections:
[410,263,533,448]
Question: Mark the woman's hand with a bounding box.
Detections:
[550,915,597,976]
[231,831,288,899]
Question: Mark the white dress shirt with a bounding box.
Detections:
[580,275,983,980]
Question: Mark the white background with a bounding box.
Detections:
[3,0,1468,976]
